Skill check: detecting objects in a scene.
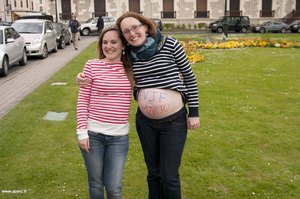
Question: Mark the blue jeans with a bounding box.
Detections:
[136,107,187,199]
[80,131,128,199]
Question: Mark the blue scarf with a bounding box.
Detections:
[129,30,163,61]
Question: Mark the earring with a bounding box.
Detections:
[122,50,125,55]
[146,32,148,36]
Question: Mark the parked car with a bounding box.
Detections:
[53,22,71,49]
[80,16,116,36]
[289,20,300,33]
[12,19,57,59]
[209,16,250,33]
[251,21,289,33]
[0,21,12,26]
[0,26,27,77]
[151,18,163,31]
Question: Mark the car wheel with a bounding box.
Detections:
[19,48,27,66]
[0,56,9,77]
[60,37,66,49]
[41,45,48,59]
[259,28,266,33]
[298,28,300,33]
[82,28,90,36]
[217,27,223,33]
[241,27,247,33]
[280,28,287,33]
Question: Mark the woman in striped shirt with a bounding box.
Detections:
[76,26,133,199]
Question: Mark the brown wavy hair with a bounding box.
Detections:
[97,26,134,87]
[116,11,157,37]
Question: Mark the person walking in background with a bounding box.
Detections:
[69,14,80,50]
[77,11,200,199]
[76,26,134,199]
[96,16,104,34]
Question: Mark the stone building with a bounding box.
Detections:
[1,0,299,26]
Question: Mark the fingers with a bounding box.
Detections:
[79,139,89,153]
[76,72,91,86]
[80,72,85,78]
[187,117,200,130]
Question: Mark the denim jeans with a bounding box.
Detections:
[80,131,128,199]
[136,107,187,199]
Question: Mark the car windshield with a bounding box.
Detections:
[0,30,3,44]
[261,21,271,25]
[13,22,43,34]
[290,20,300,25]
[84,18,94,23]
[54,24,62,32]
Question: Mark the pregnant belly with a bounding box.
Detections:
[138,88,184,119]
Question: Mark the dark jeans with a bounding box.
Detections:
[136,107,187,199]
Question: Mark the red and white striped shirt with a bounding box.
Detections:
[76,59,132,140]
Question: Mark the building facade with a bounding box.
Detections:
[1,0,300,26]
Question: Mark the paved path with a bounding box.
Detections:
[0,36,98,119]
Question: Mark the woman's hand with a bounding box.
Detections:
[187,117,200,131]
[76,72,91,86]
[79,138,90,153]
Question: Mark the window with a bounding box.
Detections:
[195,0,209,18]
[162,0,175,18]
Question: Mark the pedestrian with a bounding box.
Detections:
[77,11,200,199]
[76,26,134,199]
[69,14,80,50]
[96,16,104,34]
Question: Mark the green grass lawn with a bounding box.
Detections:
[0,34,299,198]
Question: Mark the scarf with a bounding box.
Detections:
[129,30,163,61]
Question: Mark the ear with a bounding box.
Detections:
[142,24,148,32]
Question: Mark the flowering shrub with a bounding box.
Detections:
[181,38,298,63]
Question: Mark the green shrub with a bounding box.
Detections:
[164,23,175,29]
[198,23,208,29]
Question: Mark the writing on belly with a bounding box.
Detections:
[138,89,170,116]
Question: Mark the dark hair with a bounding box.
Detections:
[97,26,135,86]
[116,11,157,37]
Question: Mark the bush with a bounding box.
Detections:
[197,23,208,29]
[163,23,175,29]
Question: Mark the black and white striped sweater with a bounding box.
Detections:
[132,36,199,117]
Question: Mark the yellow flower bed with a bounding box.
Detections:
[181,38,298,63]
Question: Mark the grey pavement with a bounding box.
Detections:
[0,36,98,119]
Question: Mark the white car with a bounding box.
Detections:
[80,16,116,36]
[0,26,27,77]
[12,19,58,59]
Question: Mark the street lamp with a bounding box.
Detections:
[223,0,228,39]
